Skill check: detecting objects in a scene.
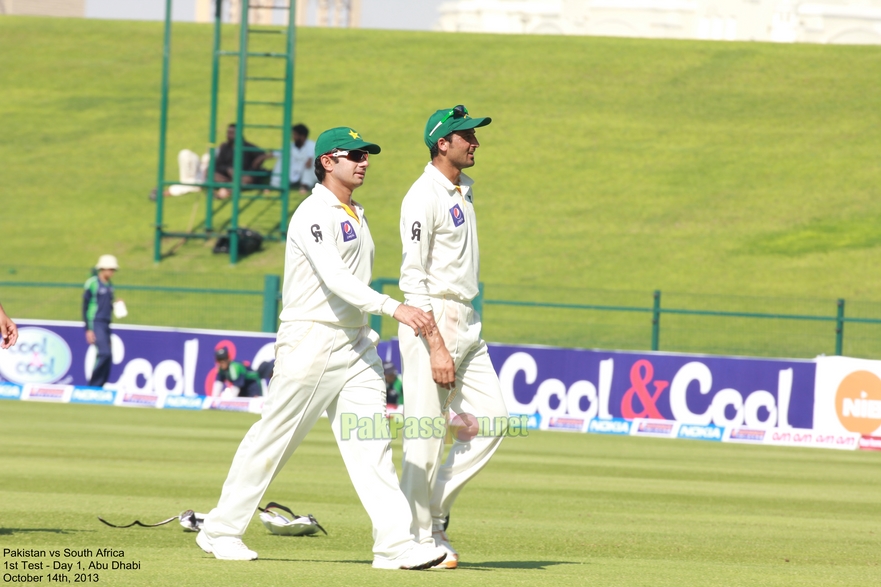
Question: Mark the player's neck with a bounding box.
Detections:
[431,159,462,186]
[321,179,354,207]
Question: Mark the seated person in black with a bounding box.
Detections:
[212,347,271,398]
[214,123,270,199]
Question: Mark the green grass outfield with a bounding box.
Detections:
[1,401,879,586]
[2,17,881,356]
[3,17,881,292]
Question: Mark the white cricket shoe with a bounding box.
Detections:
[196,531,258,561]
[372,545,447,570]
[432,529,459,569]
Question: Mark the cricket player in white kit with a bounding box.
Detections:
[196,127,447,571]
[398,106,509,568]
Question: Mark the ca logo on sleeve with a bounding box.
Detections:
[449,204,465,227]
[411,221,421,242]
[341,221,357,242]
[310,224,323,242]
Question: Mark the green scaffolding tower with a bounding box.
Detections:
[153,0,297,264]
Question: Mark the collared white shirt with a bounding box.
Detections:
[399,162,480,312]
[271,139,316,188]
[280,184,401,328]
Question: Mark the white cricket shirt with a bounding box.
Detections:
[280,184,401,328]
[399,163,480,312]
[271,139,316,188]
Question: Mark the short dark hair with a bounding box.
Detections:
[429,133,452,159]
[314,153,330,183]
[292,123,309,137]
[314,157,325,183]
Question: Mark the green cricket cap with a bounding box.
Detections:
[424,105,491,148]
[314,127,381,157]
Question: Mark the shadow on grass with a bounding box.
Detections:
[258,558,372,565]
[0,528,92,536]
[459,560,578,570]
[257,558,577,571]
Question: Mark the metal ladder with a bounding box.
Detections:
[154,0,297,264]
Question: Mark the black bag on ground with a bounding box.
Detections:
[213,229,263,257]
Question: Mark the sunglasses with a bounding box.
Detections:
[325,149,369,163]
[429,105,469,137]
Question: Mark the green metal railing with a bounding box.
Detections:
[5,267,881,360]
[0,267,281,334]
[367,278,881,359]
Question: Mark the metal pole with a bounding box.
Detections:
[835,298,845,356]
[205,0,223,231]
[474,281,485,341]
[262,274,280,332]
[153,0,174,263]
[230,0,250,264]
[279,0,297,239]
[651,290,661,351]
[474,281,484,317]
[370,278,384,336]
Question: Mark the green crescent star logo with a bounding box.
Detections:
[348,130,359,139]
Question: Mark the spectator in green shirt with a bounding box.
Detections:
[212,347,269,398]
[83,255,120,387]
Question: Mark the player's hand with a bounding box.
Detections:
[85,330,96,345]
[0,311,18,349]
[393,304,436,338]
[430,345,456,390]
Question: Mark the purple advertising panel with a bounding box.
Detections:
[0,320,405,400]
[0,321,815,431]
[486,345,816,430]
[1,320,277,396]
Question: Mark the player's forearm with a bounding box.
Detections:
[321,269,401,317]
[423,315,447,354]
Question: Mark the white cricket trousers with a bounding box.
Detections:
[202,321,416,558]
[398,296,509,545]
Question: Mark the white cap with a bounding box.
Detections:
[96,254,119,270]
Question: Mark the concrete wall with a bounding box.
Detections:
[437,0,881,44]
[2,0,85,17]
